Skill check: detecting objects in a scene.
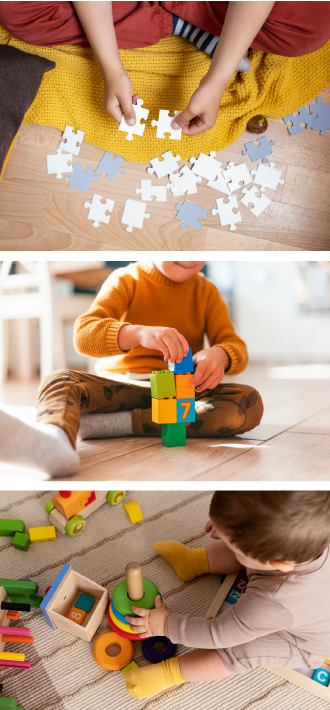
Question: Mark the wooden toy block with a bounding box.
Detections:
[66,606,86,625]
[232,571,249,592]
[175,374,195,399]
[161,423,186,447]
[176,398,195,423]
[0,660,30,669]
[1,602,30,612]
[0,653,25,662]
[152,398,177,424]
[0,520,25,537]
[225,588,242,604]
[6,612,19,620]
[0,627,31,636]
[123,501,144,524]
[75,593,95,613]
[121,661,138,675]
[29,526,56,543]
[0,700,17,709]
[53,491,96,520]
[168,348,194,374]
[12,533,30,551]
[150,370,176,399]
[0,579,42,608]
[312,668,330,686]
[2,635,34,645]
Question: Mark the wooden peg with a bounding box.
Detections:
[125,562,144,601]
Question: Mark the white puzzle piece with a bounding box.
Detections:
[121,199,150,233]
[47,150,73,179]
[166,165,202,196]
[84,194,115,228]
[222,162,252,193]
[251,162,284,192]
[59,126,84,156]
[189,151,221,181]
[135,180,167,202]
[212,196,242,231]
[206,166,231,195]
[240,185,272,217]
[119,99,149,141]
[148,151,181,179]
[151,110,182,139]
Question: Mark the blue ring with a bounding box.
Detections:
[111,593,163,625]
[142,636,177,664]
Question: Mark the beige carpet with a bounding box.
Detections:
[0,491,329,710]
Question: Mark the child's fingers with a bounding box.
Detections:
[129,606,148,618]
[182,118,210,137]
[162,334,181,364]
[176,332,190,358]
[190,360,207,387]
[154,595,163,608]
[120,98,137,126]
[171,106,195,130]
[197,374,219,392]
[105,103,123,124]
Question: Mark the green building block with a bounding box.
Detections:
[161,423,186,447]
[121,661,138,676]
[0,578,42,608]
[0,700,17,709]
[0,519,25,537]
[150,370,176,400]
[75,593,94,612]
[12,532,30,552]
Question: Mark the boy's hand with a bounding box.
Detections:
[191,347,230,392]
[171,76,226,136]
[104,67,138,126]
[126,596,171,638]
[205,519,221,539]
[138,326,190,364]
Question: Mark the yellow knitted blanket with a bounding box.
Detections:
[1,24,330,162]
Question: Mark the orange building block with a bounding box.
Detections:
[175,374,195,399]
[152,398,177,424]
[53,491,96,520]
[66,606,87,625]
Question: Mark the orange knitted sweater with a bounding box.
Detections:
[73,263,248,376]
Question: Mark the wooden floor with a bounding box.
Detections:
[0,88,329,251]
[1,364,329,482]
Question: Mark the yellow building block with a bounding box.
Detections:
[0,652,25,662]
[29,526,56,543]
[67,606,87,626]
[175,374,195,399]
[152,398,177,424]
[123,501,144,524]
[53,491,95,520]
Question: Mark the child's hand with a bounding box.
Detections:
[126,596,171,638]
[191,347,230,392]
[171,76,226,136]
[205,519,221,539]
[103,67,139,126]
[138,326,190,364]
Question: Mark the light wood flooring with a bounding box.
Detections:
[1,364,329,482]
[0,88,329,251]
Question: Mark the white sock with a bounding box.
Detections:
[78,411,134,440]
[0,409,79,478]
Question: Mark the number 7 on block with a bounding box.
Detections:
[177,398,195,424]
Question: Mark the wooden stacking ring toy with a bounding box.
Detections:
[112,577,159,617]
[142,636,177,664]
[108,562,165,641]
[93,631,133,670]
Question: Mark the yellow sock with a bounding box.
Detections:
[126,657,185,699]
[153,540,209,581]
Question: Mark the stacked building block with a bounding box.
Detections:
[151,348,195,447]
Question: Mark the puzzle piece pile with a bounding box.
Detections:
[151,348,195,447]
[283,96,330,136]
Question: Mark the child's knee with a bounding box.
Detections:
[38,369,72,399]
[244,386,263,429]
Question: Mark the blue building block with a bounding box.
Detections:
[75,593,94,613]
[40,563,70,629]
[168,348,194,374]
[225,588,242,605]
[176,398,195,423]
[312,668,330,686]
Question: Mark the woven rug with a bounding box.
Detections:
[0,490,329,710]
[1,24,330,162]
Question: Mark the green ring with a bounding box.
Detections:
[65,515,86,537]
[45,500,55,514]
[112,578,159,617]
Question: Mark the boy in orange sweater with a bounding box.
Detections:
[0,261,263,476]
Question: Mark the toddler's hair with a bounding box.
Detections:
[209,491,330,564]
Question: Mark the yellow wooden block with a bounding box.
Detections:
[66,606,86,626]
[152,398,177,424]
[0,652,25,662]
[175,374,195,399]
[123,501,144,524]
[29,526,56,543]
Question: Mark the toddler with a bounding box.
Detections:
[125,490,330,698]
[0,261,263,476]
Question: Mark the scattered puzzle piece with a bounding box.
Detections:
[47,150,73,180]
[212,196,242,231]
[175,200,208,231]
[66,163,98,191]
[206,166,231,195]
[84,194,115,227]
[251,162,284,192]
[119,99,149,141]
[59,126,84,156]
[222,162,252,193]
[121,199,150,233]
[310,96,330,136]
[166,166,202,196]
[240,185,272,217]
[135,180,167,202]
[189,151,221,181]
[147,151,181,179]
[282,105,316,135]
[243,136,275,163]
[151,110,182,139]
[96,152,126,181]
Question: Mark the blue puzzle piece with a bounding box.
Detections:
[243,136,275,163]
[310,96,330,136]
[282,105,316,135]
[176,398,195,423]
[168,348,194,374]
[66,163,98,191]
[96,151,126,181]
[175,201,208,231]
[225,588,242,605]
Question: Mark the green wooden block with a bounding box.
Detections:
[121,661,138,676]
[0,578,42,608]
[0,519,25,537]
[150,370,176,399]
[0,700,17,709]
[75,593,94,612]
[161,423,186,447]
[12,532,30,552]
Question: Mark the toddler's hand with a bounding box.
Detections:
[171,76,225,136]
[127,595,171,638]
[205,519,220,539]
[104,67,139,126]
[191,347,230,392]
[139,326,189,364]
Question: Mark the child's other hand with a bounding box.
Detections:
[104,67,138,126]
[205,519,220,539]
[171,76,225,136]
[127,596,171,638]
[139,326,189,364]
[191,347,230,392]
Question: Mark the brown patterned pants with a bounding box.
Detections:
[37,369,264,448]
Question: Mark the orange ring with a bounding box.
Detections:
[93,631,133,671]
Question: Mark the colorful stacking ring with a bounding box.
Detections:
[112,578,160,617]
[142,636,177,664]
[93,631,133,671]
[109,604,139,635]
[107,606,147,641]
[110,595,165,627]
